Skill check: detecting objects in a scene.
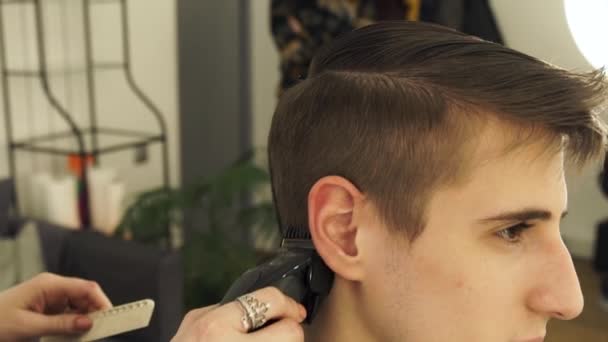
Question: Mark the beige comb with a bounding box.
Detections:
[41,299,155,342]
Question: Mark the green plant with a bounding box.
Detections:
[114,153,278,309]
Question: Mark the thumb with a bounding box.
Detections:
[22,311,93,337]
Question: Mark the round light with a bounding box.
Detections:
[564,0,608,68]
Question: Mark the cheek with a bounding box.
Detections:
[405,242,515,323]
[406,245,528,322]
[410,250,476,297]
[371,248,482,339]
[362,238,525,341]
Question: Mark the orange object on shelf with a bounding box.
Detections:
[67,154,95,177]
[67,153,95,228]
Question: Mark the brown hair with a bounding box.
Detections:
[268,21,608,240]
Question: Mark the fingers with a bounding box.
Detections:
[173,287,307,341]
[20,311,93,337]
[179,304,219,331]
[211,286,306,333]
[29,273,113,313]
[247,318,304,342]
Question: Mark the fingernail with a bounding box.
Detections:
[299,306,307,319]
[75,316,92,330]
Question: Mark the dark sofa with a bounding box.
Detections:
[1,180,183,341]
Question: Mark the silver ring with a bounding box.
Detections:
[236,294,270,332]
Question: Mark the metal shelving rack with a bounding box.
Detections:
[0,0,170,228]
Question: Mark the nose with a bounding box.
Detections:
[526,237,584,320]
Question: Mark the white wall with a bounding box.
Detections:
[248,0,606,258]
[0,0,180,209]
[490,0,606,258]
[249,0,279,151]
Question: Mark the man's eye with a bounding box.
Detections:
[496,222,533,243]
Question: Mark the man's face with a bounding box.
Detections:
[358,124,583,341]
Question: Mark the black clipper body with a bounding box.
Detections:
[220,233,334,324]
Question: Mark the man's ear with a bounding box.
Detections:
[308,176,365,281]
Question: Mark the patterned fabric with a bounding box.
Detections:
[271,0,415,94]
[270,0,503,95]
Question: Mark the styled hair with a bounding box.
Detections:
[268,21,608,240]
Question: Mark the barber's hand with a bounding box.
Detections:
[0,272,113,341]
[172,287,307,342]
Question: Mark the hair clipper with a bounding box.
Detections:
[220,228,334,325]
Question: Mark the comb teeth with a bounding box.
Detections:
[282,226,311,240]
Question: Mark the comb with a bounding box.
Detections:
[40,299,155,342]
[281,226,313,249]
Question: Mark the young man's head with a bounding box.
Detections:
[268,21,607,341]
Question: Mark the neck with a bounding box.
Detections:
[304,277,376,342]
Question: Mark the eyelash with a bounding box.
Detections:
[496,222,534,244]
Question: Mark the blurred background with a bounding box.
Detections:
[0,0,607,341]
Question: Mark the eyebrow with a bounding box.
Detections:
[477,208,569,223]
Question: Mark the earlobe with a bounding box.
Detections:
[308,176,365,281]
